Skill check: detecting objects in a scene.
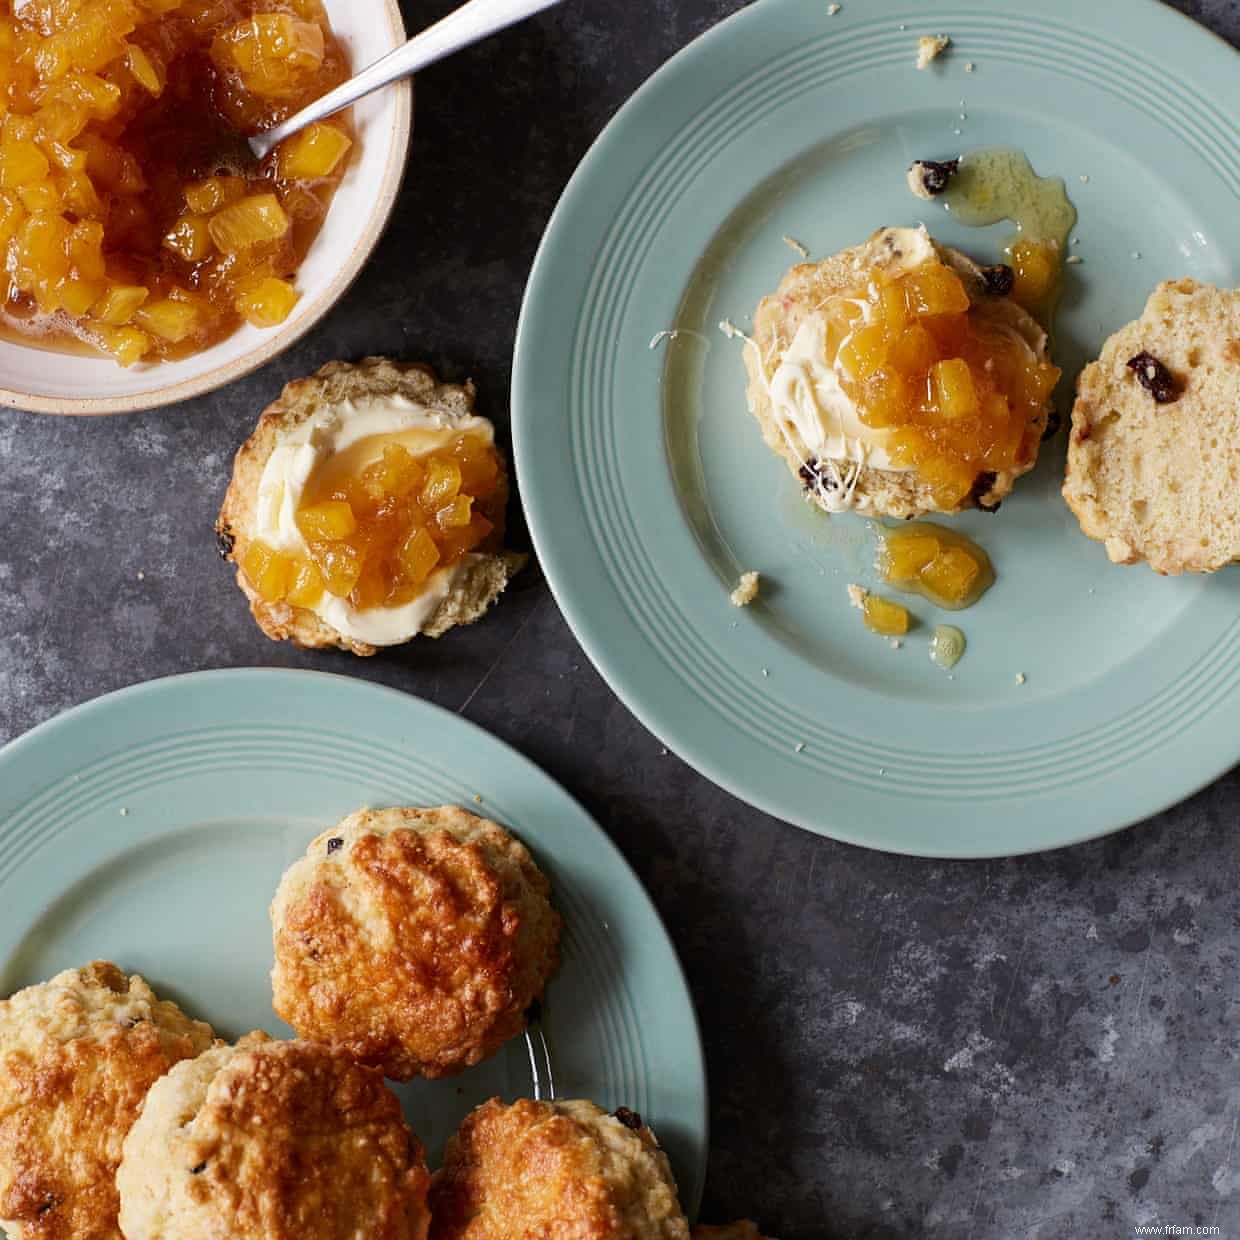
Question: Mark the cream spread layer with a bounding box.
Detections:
[252,394,494,646]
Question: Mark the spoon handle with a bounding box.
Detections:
[250,0,564,159]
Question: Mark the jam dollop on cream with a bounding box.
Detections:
[764,226,1060,511]
[242,397,506,646]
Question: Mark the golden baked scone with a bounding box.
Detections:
[217,356,526,656]
[429,1098,690,1239]
[116,1033,430,1240]
[1063,278,1240,574]
[270,806,560,1081]
[0,961,215,1240]
[745,226,1057,519]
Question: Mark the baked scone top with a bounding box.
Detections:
[116,1033,430,1240]
[429,1098,690,1240]
[1063,278,1240,574]
[270,806,561,1081]
[0,961,215,1240]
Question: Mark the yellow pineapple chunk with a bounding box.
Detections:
[920,547,980,605]
[91,323,152,366]
[837,323,887,382]
[242,539,294,601]
[235,276,298,327]
[163,214,212,261]
[217,14,324,98]
[68,220,105,279]
[134,297,199,342]
[313,541,363,597]
[275,121,351,180]
[862,594,911,637]
[184,174,246,213]
[420,457,462,508]
[0,135,49,187]
[208,193,289,252]
[57,276,104,315]
[125,44,162,93]
[398,526,440,586]
[296,499,356,541]
[93,283,148,325]
[435,494,473,531]
[286,557,324,607]
[929,358,979,420]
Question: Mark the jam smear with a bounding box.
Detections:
[876,521,994,611]
[0,0,354,364]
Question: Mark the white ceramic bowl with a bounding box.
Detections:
[0,0,411,415]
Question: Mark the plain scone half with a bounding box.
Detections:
[1063,278,1240,574]
[218,357,526,655]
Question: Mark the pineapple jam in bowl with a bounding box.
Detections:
[0,0,410,414]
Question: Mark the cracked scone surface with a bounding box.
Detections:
[1063,278,1240,574]
[271,806,561,1081]
[116,1033,430,1240]
[0,961,215,1240]
[216,356,526,655]
[429,1098,690,1239]
[745,229,1053,519]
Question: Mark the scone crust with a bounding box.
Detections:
[270,806,561,1081]
[1063,278,1240,574]
[745,230,1053,519]
[0,962,215,1240]
[429,1098,690,1240]
[217,356,526,655]
[116,1033,430,1240]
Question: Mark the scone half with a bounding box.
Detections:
[218,356,526,656]
[1063,278,1240,574]
[745,226,1058,519]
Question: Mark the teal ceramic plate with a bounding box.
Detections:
[513,0,1240,858]
[0,670,706,1217]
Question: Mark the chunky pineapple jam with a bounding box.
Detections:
[830,254,1060,509]
[243,432,505,612]
[0,0,352,363]
[860,592,910,637]
[876,521,995,611]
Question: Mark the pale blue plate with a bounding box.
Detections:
[513,0,1240,857]
[0,670,706,1218]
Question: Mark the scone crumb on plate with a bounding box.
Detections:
[847,583,869,609]
[782,235,809,257]
[917,34,950,68]
[1065,254,1083,265]
[826,2,841,13]
[964,61,975,72]
[1015,672,1026,685]
[730,570,761,607]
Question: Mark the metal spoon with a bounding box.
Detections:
[248,0,564,162]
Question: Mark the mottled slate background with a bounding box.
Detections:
[1,1,1237,1236]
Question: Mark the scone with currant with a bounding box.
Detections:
[1063,278,1240,574]
[218,357,526,656]
[743,226,1060,518]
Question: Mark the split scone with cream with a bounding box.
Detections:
[429,1098,690,1239]
[0,961,216,1239]
[117,1033,431,1240]
[270,806,561,1081]
[217,357,526,656]
[743,226,1060,518]
[1063,278,1240,574]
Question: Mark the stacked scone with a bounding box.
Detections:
[0,805,733,1237]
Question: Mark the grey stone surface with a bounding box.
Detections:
[1,1,1238,1236]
